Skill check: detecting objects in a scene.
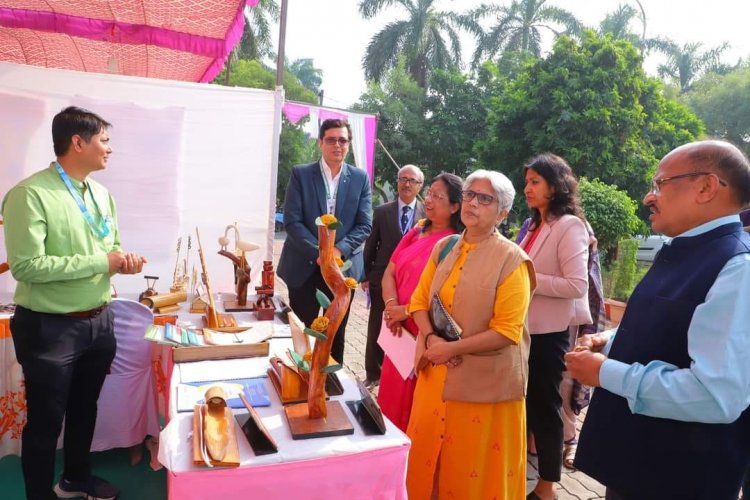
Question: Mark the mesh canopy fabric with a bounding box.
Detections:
[0,0,250,82]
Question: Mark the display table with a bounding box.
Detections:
[0,294,166,459]
[0,294,22,458]
[157,308,411,500]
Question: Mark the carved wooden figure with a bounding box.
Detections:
[305,218,350,418]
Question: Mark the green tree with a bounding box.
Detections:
[579,178,641,262]
[288,58,323,94]
[358,0,477,87]
[652,39,731,93]
[472,0,581,67]
[421,69,491,179]
[352,60,427,189]
[595,2,650,52]
[476,31,703,206]
[684,68,750,155]
[236,0,280,61]
[213,59,319,204]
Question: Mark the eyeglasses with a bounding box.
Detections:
[397,177,422,186]
[462,190,496,205]
[423,189,448,202]
[650,171,728,194]
[322,137,350,146]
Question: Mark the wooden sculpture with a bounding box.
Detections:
[217,224,259,311]
[196,227,238,331]
[283,215,355,439]
[254,261,276,320]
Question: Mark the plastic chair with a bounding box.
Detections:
[90,298,160,452]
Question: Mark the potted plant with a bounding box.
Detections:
[605,238,639,325]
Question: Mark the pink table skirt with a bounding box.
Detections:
[167,445,409,500]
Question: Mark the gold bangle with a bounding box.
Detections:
[404,305,412,318]
[385,298,396,306]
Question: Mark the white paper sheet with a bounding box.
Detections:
[376,319,416,380]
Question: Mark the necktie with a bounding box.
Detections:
[401,206,410,235]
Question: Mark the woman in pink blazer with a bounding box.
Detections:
[519,154,591,500]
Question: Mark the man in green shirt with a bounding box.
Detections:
[1,106,147,500]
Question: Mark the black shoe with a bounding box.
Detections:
[54,476,119,500]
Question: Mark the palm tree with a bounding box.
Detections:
[471,0,582,67]
[652,39,731,92]
[224,0,279,85]
[237,0,280,61]
[288,58,323,94]
[598,4,641,45]
[359,0,479,87]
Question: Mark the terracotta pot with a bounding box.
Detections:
[605,298,627,326]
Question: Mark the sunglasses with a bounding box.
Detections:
[322,137,350,146]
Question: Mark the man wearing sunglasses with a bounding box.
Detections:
[278,119,372,363]
[361,165,425,388]
[567,140,750,499]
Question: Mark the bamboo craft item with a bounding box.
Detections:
[196,227,237,330]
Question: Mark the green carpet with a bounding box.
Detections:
[0,447,166,500]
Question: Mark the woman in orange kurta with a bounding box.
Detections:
[406,170,534,499]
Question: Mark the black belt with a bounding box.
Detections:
[63,304,107,318]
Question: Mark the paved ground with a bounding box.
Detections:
[272,233,605,499]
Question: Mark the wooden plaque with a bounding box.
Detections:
[284,400,354,440]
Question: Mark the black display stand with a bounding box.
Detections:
[345,379,386,435]
[235,393,278,456]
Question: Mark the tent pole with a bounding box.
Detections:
[276,0,288,87]
[267,0,288,262]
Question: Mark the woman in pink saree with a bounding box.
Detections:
[377,173,464,431]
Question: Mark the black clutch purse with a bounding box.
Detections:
[429,294,462,342]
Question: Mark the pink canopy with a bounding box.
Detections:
[0,0,259,82]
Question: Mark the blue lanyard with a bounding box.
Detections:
[54,162,111,239]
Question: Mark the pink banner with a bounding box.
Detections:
[281,102,311,124]
[319,109,349,121]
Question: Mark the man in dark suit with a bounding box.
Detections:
[277,119,372,363]
[361,165,424,387]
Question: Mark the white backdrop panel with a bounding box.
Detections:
[0,61,277,296]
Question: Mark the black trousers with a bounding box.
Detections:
[526,329,569,482]
[10,305,116,500]
[288,268,353,364]
[364,284,385,382]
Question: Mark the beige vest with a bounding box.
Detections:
[415,231,536,403]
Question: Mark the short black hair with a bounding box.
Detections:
[52,106,111,156]
[318,119,351,141]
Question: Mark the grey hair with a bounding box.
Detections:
[398,164,424,183]
[465,169,515,211]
